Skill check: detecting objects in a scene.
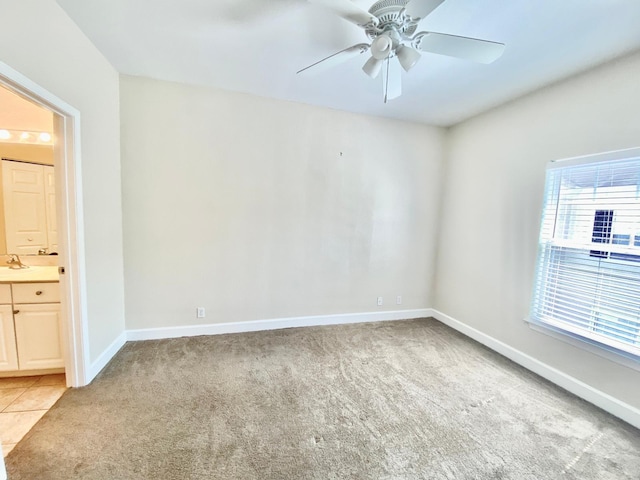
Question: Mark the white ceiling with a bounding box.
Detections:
[56,0,640,126]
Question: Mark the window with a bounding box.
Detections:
[589,209,640,262]
[529,149,640,360]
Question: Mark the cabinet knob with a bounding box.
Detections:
[27,238,33,242]
[36,290,43,295]
[13,309,19,315]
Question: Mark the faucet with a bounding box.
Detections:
[6,254,28,270]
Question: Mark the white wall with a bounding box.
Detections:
[0,443,5,480]
[0,0,126,363]
[436,51,640,409]
[120,75,444,329]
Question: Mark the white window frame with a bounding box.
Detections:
[528,147,640,370]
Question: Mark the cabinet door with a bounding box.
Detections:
[2,161,48,255]
[0,305,19,371]
[13,303,64,370]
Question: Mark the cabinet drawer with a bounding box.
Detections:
[11,283,60,304]
[0,284,11,304]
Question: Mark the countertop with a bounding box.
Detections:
[0,266,60,283]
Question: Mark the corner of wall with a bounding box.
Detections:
[429,124,455,309]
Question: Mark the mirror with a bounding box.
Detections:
[0,159,57,256]
[0,84,56,256]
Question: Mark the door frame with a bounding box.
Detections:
[0,60,89,388]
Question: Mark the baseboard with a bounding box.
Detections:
[87,331,127,384]
[0,368,64,378]
[126,308,433,342]
[430,309,640,430]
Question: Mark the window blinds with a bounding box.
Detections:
[530,152,640,359]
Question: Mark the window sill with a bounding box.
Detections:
[526,319,640,373]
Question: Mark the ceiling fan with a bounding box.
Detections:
[297,0,505,102]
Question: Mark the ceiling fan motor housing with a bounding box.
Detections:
[366,0,418,39]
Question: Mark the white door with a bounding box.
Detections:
[44,165,58,253]
[13,303,64,370]
[2,160,48,255]
[0,304,18,371]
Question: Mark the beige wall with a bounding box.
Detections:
[0,144,54,164]
[0,83,53,133]
[0,0,126,363]
[120,75,445,329]
[435,51,640,409]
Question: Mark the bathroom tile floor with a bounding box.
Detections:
[0,374,67,457]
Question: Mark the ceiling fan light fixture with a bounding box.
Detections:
[371,34,393,60]
[396,44,421,72]
[362,56,383,78]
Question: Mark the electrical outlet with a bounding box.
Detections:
[197,307,205,318]
[396,295,402,305]
[377,296,383,306]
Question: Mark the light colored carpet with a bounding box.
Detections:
[6,318,640,479]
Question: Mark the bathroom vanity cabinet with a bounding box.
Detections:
[0,281,63,373]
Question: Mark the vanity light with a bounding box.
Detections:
[0,129,53,145]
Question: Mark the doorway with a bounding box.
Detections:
[0,61,89,390]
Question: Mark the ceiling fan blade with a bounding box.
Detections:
[382,57,402,103]
[297,44,370,75]
[404,0,445,20]
[415,32,505,63]
[308,0,377,27]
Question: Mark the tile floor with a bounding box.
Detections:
[0,374,67,457]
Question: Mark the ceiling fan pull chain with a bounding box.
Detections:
[383,58,390,104]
